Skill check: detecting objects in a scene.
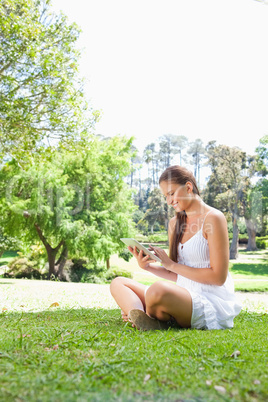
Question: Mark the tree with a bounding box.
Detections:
[143,143,158,186]
[242,186,263,251]
[255,178,268,236]
[205,144,247,259]
[0,135,136,278]
[169,135,188,166]
[0,0,97,162]
[256,135,268,177]
[139,188,167,234]
[187,139,205,185]
[158,134,188,171]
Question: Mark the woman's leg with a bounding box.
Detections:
[145,281,192,328]
[110,276,148,317]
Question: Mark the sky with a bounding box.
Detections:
[51,0,268,161]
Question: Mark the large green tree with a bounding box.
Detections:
[0,0,97,161]
[205,143,248,259]
[139,188,167,234]
[0,136,136,278]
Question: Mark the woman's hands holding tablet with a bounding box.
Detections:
[127,246,158,270]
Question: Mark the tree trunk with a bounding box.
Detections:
[230,217,239,259]
[34,223,64,279]
[56,246,68,280]
[245,218,258,251]
[106,258,110,269]
[47,248,58,279]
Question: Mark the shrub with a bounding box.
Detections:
[135,234,149,242]
[256,238,268,249]
[105,266,133,282]
[63,259,106,283]
[118,249,132,262]
[148,233,168,243]
[5,256,44,279]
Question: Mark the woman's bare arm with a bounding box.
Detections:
[150,211,229,286]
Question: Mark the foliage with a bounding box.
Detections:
[187,138,205,185]
[105,266,133,281]
[63,259,107,284]
[5,256,44,279]
[139,188,168,234]
[254,178,268,235]
[256,238,268,249]
[118,249,132,262]
[204,143,255,258]
[227,219,247,235]
[0,0,98,162]
[148,233,168,243]
[0,135,136,278]
[0,227,20,257]
[255,134,268,176]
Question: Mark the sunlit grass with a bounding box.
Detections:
[0,302,267,401]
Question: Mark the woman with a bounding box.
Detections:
[110,165,241,330]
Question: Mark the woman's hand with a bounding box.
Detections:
[127,246,157,270]
[148,245,173,270]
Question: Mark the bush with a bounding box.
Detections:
[63,259,106,283]
[135,234,149,242]
[118,249,132,262]
[105,266,133,282]
[5,256,45,279]
[148,233,168,243]
[256,238,268,249]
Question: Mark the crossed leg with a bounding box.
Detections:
[110,277,192,328]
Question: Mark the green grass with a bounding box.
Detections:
[0,250,18,267]
[229,262,267,278]
[234,281,268,292]
[0,294,267,401]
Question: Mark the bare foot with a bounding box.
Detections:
[121,310,135,327]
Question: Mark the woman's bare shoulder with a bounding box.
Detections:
[206,208,226,222]
[205,208,228,234]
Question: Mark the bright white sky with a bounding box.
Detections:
[51,0,268,159]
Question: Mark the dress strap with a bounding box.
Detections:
[201,209,213,230]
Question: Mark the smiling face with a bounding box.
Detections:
[160,180,194,212]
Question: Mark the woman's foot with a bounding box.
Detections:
[129,309,170,331]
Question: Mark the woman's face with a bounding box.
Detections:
[160,180,193,212]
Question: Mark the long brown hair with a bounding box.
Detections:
[159,165,200,262]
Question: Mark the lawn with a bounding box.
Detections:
[0,279,268,401]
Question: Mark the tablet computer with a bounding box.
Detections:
[120,238,162,263]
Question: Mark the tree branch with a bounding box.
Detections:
[34,222,50,249]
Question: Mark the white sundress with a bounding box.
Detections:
[177,211,242,330]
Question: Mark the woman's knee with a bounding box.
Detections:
[145,281,169,306]
[110,276,124,293]
[110,276,133,294]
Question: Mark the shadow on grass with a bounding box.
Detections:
[239,250,268,257]
[0,306,265,331]
[230,263,268,276]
